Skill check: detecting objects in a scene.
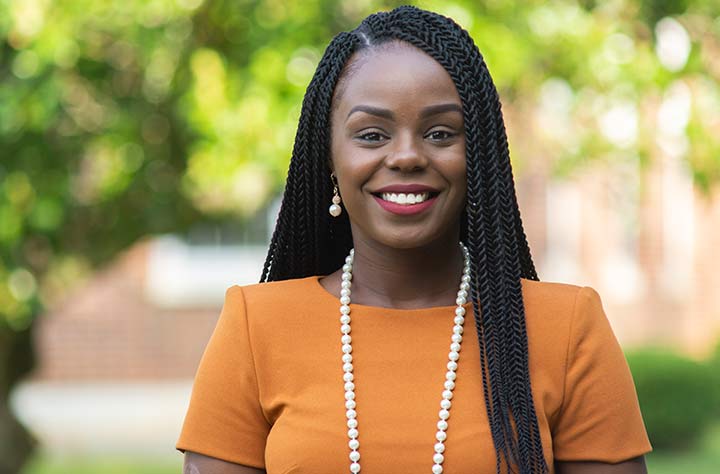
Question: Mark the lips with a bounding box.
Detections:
[370,184,441,216]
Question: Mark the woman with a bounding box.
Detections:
[177,6,651,474]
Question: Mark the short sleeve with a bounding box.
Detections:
[552,286,652,463]
[176,285,270,468]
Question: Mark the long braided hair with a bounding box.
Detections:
[261,6,546,473]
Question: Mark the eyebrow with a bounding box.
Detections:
[345,103,463,122]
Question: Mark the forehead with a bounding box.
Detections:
[332,42,461,113]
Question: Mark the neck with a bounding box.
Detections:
[347,234,465,309]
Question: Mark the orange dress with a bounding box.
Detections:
[177,276,651,473]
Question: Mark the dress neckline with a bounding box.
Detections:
[309,275,473,316]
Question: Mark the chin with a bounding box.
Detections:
[375,229,446,250]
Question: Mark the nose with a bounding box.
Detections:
[384,133,428,172]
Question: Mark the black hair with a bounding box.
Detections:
[261,6,546,473]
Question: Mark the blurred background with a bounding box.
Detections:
[0,0,719,473]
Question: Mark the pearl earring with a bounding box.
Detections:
[329,174,342,217]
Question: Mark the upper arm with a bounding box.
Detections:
[556,455,647,474]
[552,287,652,462]
[177,286,271,468]
[184,451,266,474]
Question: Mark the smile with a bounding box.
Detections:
[380,192,430,205]
[372,193,439,216]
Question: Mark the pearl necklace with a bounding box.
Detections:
[339,245,471,474]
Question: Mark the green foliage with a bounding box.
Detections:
[646,422,720,474]
[626,347,719,451]
[708,339,720,419]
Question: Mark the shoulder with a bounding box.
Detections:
[223,276,330,328]
[224,276,321,305]
[520,278,587,315]
[520,279,608,355]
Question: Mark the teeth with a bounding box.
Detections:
[381,192,430,205]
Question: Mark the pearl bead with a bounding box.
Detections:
[432,464,443,474]
[442,389,453,400]
[460,281,469,291]
[454,316,464,325]
[439,409,450,420]
[342,273,352,282]
[341,288,351,297]
[446,371,457,381]
[343,372,354,382]
[450,342,461,352]
[340,295,350,304]
[345,391,355,400]
[341,324,351,334]
[342,353,352,363]
[462,274,470,283]
[348,428,359,438]
[349,450,360,462]
[343,264,352,273]
[434,453,445,464]
[436,430,447,441]
[346,400,356,409]
[347,409,357,419]
[434,442,445,453]
[447,361,458,371]
[333,195,342,205]
[437,420,448,431]
[448,351,459,361]
[343,363,353,372]
[329,204,341,217]
[444,380,455,390]
[440,399,451,410]
[341,280,351,289]
[350,461,361,473]
[455,307,465,316]
[341,304,351,314]
[344,381,354,391]
[340,315,351,324]
[345,255,353,264]
[455,296,466,305]
[347,418,358,429]
[341,335,352,344]
[349,439,359,450]
[453,325,463,335]
[451,334,462,343]
[342,344,352,354]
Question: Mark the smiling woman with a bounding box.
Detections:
[177,6,651,474]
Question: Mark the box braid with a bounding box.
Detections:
[261,6,546,474]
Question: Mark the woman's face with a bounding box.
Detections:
[330,42,467,250]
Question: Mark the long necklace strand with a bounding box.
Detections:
[340,244,471,474]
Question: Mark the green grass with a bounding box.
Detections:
[22,453,181,474]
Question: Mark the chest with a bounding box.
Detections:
[254,312,558,473]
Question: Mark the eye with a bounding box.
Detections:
[426,130,455,142]
[355,131,388,143]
